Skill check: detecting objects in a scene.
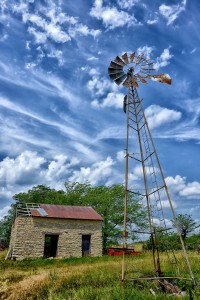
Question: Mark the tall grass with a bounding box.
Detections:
[0,250,199,300]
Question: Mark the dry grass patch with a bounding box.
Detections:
[0,252,200,299]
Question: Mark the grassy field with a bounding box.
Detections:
[0,250,200,300]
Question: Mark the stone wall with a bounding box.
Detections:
[10,216,102,260]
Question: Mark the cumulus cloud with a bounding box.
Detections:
[90,0,138,29]
[145,105,182,130]
[116,150,125,161]
[69,156,115,185]
[42,154,79,182]
[154,48,173,70]
[166,175,200,199]
[137,45,154,57]
[0,151,46,185]
[180,181,200,198]
[87,71,117,96]
[159,0,187,26]
[0,151,81,189]
[91,92,124,109]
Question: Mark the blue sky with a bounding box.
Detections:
[0,0,200,225]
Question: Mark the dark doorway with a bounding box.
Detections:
[82,235,91,257]
[44,234,59,258]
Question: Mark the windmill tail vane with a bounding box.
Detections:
[107,51,195,289]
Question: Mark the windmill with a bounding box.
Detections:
[108,52,195,287]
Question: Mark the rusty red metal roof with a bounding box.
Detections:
[30,204,103,221]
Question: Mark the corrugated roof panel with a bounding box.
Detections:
[30,204,103,221]
[37,208,48,216]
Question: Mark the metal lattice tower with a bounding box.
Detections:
[108,51,195,286]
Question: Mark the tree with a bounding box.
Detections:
[172,214,200,241]
[1,182,148,250]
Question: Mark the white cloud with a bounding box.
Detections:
[27,27,47,44]
[87,56,99,61]
[137,45,154,57]
[180,181,200,198]
[69,156,115,185]
[159,0,187,26]
[91,92,124,109]
[0,206,10,221]
[153,217,173,228]
[0,151,81,189]
[117,0,139,10]
[87,74,116,96]
[25,62,37,69]
[90,0,138,29]
[88,68,100,76]
[116,150,125,161]
[47,49,64,66]
[42,154,79,182]
[133,165,159,179]
[166,175,200,199]
[13,0,100,47]
[154,48,173,70]
[25,13,71,43]
[190,48,197,54]
[147,18,158,25]
[68,24,101,38]
[145,105,182,129]
[0,151,46,185]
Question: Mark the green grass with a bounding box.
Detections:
[0,250,200,300]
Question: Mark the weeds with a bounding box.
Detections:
[0,251,200,299]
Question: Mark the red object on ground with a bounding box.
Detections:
[107,248,141,256]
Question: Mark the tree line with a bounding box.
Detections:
[0,182,199,251]
[0,182,148,250]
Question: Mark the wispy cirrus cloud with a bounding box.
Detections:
[159,0,187,26]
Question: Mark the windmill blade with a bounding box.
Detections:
[109,72,125,80]
[115,74,127,85]
[109,61,123,70]
[122,52,129,64]
[139,57,149,64]
[132,77,138,87]
[114,56,126,66]
[130,52,135,63]
[123,77,130,87]
[137,74,147,84]
[141,68,155,71]
[108,67,124,75]
[135,53,144,64]
[149,74,172,85]
[141,62,154,67]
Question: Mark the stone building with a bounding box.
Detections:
[7,204,103,260]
